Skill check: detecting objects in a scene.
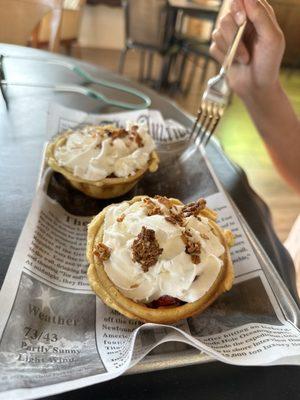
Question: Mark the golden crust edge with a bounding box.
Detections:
[87,196,234,324]
[46,131,159,188]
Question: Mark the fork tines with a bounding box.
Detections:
[189,21,247,147]
[189,101,224,146]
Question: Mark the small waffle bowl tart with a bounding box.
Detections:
[46,130,159,200]
[87,196,234,324]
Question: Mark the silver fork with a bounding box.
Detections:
[190,20,247,146]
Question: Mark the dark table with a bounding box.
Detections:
[0,44,299,400]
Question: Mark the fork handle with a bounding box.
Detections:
[220,20,247,75]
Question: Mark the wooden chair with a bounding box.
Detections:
[119,0,175,88]
[0,0,63,52]
[32,0,86,55]
[269,0,300,69]
[176,1,224,94]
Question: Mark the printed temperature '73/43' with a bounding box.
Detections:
[24,326,58,342]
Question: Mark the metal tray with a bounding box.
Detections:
[43,139,300,374]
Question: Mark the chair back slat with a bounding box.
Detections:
[124,0,171,51]
[0,0,63,52]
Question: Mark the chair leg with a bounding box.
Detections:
[176,50,188,91]
[139,50,146,82]
[74,44,82,60]
[31,24,40,48]
[64,41,73,57]
[146,52,154,82]
[157,53,173,90]
[118,48,128,74]
[199,56,210,88]
[184,54,197,95]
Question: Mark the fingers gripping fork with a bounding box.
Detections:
[189,20,246,146]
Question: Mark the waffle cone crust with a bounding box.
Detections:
[46,132,159,199]
[87,196,234,323]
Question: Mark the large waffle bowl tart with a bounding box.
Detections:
[87,196,234,324]
[46,130,159,199]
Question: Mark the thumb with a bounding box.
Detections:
[243,0,279,40]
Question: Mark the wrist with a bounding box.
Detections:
[237,79,298,144]
[239,80,283,106]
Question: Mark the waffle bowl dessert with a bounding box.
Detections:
[87,195,234,324]
[46,124,159,199]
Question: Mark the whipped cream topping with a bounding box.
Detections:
[100,198,225,304]
[54,123,156,181]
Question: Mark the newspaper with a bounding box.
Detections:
[1,104,300,400]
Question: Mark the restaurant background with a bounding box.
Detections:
[30,0,300,243]
[1,1,300,399]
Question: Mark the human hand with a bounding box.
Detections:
[210,0,285,100]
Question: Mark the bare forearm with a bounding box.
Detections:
[210,0,300,192]
[242,82,300,194]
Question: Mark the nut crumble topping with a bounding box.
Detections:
[131,125,139,131]
[134,132,143,148]
[129,125,144,147]
[162,198,206,226]
[201,233,209,240]
[165,210,184,226]
[94,242,111,262]
[103,126,145,148]
[182,199,206,217]
[181,232,201,264]
[109,128,128,140]
[143,197,163,216]
[154,195,173,209]
[131,226,163,272]
[191,255,201,264]
[143,197,207,265]
[117,214,125,222]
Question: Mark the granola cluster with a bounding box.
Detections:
[94,242,111,262]
[104,125,144,148]
[143,197,163,216]
[164,209,185,226]
[181,231,201,264]
[131,226,163,272]
[117,213,125,222]
[130,125,144,148]
[107,128,128,140]
[154,196,185,225]
[113,197,209,271]
[155,195,174,209]
[182,199,206,217]
[141,196,207,265]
